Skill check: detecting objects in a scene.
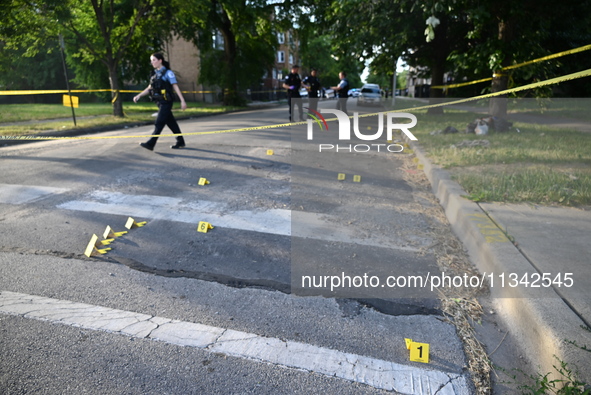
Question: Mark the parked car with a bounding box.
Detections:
[357,84,382,106]
[349,88,360,98]
[322,88,335,99]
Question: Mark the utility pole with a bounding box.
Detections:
[391,57,398,108]
[59,34,76,126]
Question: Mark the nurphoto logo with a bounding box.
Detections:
[305,109,418,153]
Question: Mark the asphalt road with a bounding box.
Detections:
[0,100,526,394]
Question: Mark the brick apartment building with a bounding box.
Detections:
[164,30,299,102]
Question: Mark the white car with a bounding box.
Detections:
[357,84,382,106]
[322,88,335,99]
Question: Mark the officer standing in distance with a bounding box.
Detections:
[283,65,303,122]
[302,68,321,114]
[331,71,350,115]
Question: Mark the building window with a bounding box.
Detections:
[288,54,294,65]
[277,32,285,44]
[277,51,285,63]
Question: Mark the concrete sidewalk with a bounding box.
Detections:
[408,138,591,384]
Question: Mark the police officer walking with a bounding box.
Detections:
[134,52,187,151]
[282,65,303,122]
[302,68,321,114]
[331,71,350,115]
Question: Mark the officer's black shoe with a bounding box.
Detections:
[170,143,186,149]
[140,142,154,151]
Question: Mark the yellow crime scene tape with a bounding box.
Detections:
[0,89,219,96]
[0,89,114,95]
[431,76,493,90]
[502,43,591,71]
[431,43,591,89]
[1,67,591,141]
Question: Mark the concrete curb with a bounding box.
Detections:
[406,138,591,383]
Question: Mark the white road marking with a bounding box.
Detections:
[0,183,69,204]
[0,291,470,395]
[0,184,422,251]
[56,190,422,251]
[58,190,292,236]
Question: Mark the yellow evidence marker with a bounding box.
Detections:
[103,225,127,239]
[125,217,147,230]
[409,342,430,363]
[197,221,214,233]
[84,234,112,257]
[337,173,346,181]
[353,175,361,182]
[267,149,274,155]
[405,338,413,350]
[198,177,210,186]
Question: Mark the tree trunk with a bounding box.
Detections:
[428,15,448,115]
[428,62,445,115]
[489,19,514,117]
[218,3,244,107]
[108,64,124,117]
[489,71,509,117]
[223,33,240,106]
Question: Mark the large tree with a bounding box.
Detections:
[306,0,591,116]
[454,0,591,115]
[309,0,471,114]
[286,2,364,89]
[0,39,67,102]
[192,0,278,106]
[1,0,182,117]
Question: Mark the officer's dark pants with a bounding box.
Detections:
[307,97,319,114]
[288,95,304,122]
[145,101,185,148]
[336,97,348,115]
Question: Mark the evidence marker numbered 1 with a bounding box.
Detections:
[409,342,430,363]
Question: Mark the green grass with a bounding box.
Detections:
[456,167,591,206]
[392,97,591,121]
[519,357,590,394]
[406,107,591,207]
[3,98,591,207]
[0,102,243,135]
[0,103,111,122]
[504,98,591,121]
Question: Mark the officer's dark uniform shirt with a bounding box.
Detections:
[302,75,321,98]
[150,67,177,102]
[337,78,349,98]
[284,72,302,98]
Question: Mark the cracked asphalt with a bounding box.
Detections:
[0,101,500,394]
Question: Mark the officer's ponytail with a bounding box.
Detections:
[152,52,170,69]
